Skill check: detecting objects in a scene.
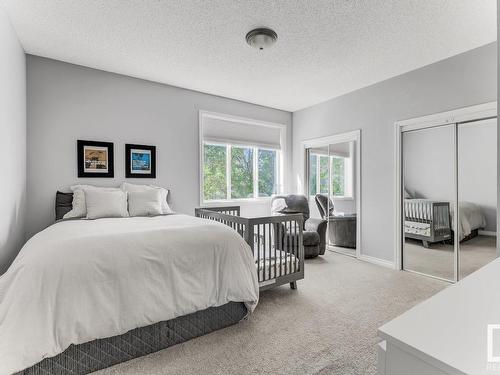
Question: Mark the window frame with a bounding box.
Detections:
[199,111,286,205]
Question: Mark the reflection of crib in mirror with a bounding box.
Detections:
[404,200,452,248]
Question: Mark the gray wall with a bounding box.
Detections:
[27,56,291,239]
[403,126,455,201]
[0,9,26,273]
[293,42,497,263]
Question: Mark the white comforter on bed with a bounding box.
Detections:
[450,201,487,239]
[0,215,259,374]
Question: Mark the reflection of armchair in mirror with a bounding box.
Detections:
[271,195,327,258]
[315,194,357,248]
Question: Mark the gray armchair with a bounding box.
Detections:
[271,194,327,258]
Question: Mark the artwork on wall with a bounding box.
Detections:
[77,140,114,178]
[125,144,156,178]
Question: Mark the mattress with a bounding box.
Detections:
[256,250,297,281]
[20,302,247,375]
[404,221,431,237]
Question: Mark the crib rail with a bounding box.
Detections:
[195,207,304,291]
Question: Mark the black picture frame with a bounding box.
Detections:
[77,140,114,178]
[125,144,156,178]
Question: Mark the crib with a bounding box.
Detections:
[404,199,452,248]
[195,206,304,290]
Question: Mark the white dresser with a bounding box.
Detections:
[378,258,500,375]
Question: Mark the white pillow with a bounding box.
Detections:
[63,189,86,219]
[64,185,119,219]
[128,189,163,217]
[120,182,173,214]
[271,198,287,214]
[85,189,129,219]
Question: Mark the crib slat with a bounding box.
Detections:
[263,224,267,281]
[267,223,271,281]
[272,222,276,280]
[279,223,283,277]
[293,221,300,272]
[292,221,295,273]
[257,224,261,283]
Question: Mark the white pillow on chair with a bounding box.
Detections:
[128,189,163,217]
[85,189,129,219]
[121,182,173,214]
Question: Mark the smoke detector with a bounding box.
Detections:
[246,28,278,50]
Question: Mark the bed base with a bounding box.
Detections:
[19,302,247,375]
[404,200,452,248]
[448,228,479,245]
[195,206,305,291]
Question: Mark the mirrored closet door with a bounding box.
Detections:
[400,110,498,283]
[326,141,357,256]
[304,131,361,258]
[457,118,497,279]
[402,125,456,281]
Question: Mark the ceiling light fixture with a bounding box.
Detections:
[246,28,278,50]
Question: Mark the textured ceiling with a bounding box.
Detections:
[0,0,496,111]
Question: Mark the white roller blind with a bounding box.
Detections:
[309,142,351,158]
[202,116,282,150]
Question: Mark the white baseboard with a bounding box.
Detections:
[359,254,395,269]
[478,230,496,237]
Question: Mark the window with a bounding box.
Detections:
[231,146,254,199]
[200,111,284,203]
[308,154,317,195]
[319,155,329,194]
[203,144,227,200]
[331,156,345,196]
[202,143,279,202]
[308,153,353,198]
[258,149,277,197]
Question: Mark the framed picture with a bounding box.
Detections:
[77,140,114,178]
[125,144,156,178]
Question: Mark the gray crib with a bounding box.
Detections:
[195,206,304,290]
[404,199,452,248]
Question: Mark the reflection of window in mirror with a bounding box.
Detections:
[308,148,353,199]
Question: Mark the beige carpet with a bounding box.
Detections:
[94,253,446,375]
[404,235,496,280]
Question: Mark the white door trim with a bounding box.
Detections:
[301,129,362,259]
[394,101,497,274]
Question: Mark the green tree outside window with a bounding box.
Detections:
[203,144,227,200]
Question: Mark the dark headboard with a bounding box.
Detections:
[55,191,73,221]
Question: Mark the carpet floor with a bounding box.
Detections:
[404,235,496,280]
[94,252,446,375]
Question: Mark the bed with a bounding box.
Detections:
[404,199,486,247]
[0,194,260,375]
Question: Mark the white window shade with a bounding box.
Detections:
[202,117,282,150]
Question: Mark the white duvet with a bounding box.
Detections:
[0,215,259,374]
[450,201,487,240]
